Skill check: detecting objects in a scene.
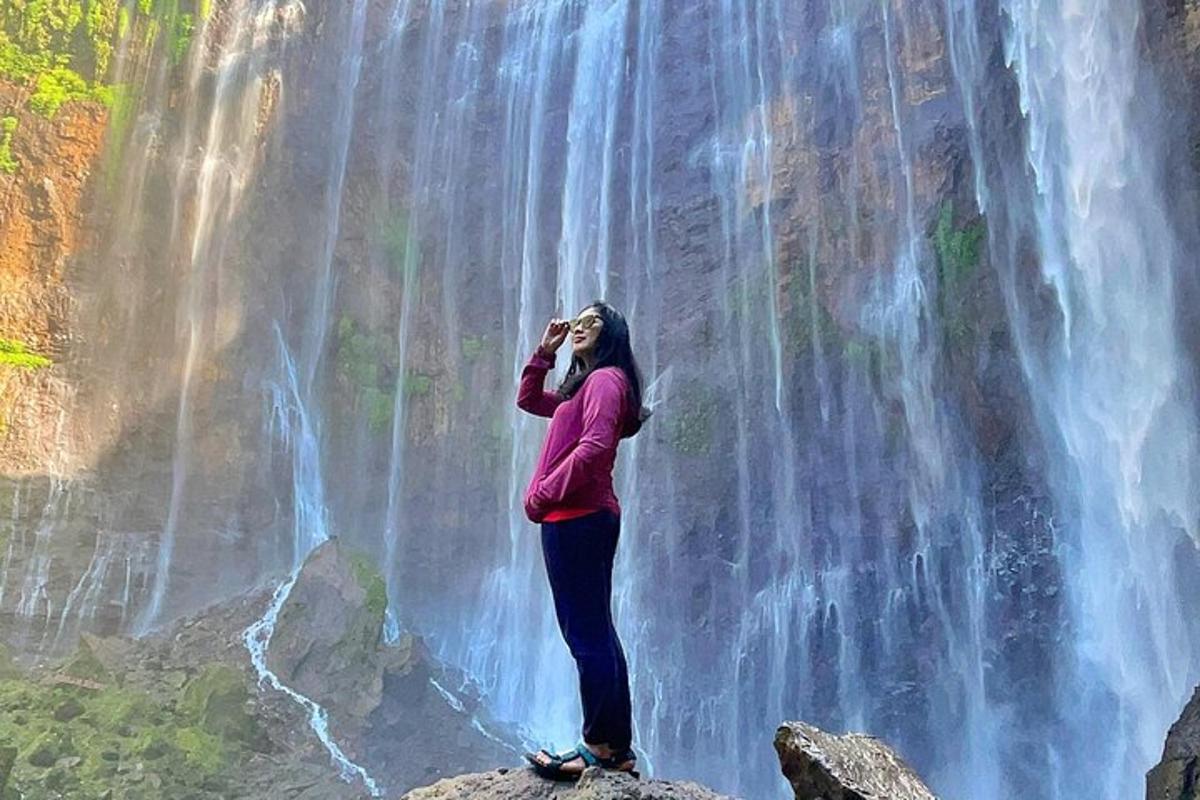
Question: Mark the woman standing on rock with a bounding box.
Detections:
[517,300,649,781]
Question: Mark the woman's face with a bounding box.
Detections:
[570,306,604,358]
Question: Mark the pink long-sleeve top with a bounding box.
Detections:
[517,345,634,524]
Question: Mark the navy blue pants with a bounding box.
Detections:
[540,509,633,751]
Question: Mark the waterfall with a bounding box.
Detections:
[135,0,294,634]
[373,1,1009,796]
[237,0,383,793]
[5,0,1200,797]
[993,0,1200,796]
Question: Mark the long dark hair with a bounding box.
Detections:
[557,300,651,437]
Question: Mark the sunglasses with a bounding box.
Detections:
[569,314,603,333]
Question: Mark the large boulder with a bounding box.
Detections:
[400,766,738,799]
[266,538,395,721]
[775,722,937,800]
[1147,685,1200,800]
[263,538,516,794]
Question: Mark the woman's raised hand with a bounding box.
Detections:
[540,318,571,354]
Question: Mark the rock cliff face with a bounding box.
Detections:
[1148,685,1200,800]
[265,539,517,794]
[0,78,108,474]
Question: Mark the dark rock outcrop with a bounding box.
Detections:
[775,722,937,800]
[266,538,516,794]
[399,766,737,800]
[266,538,395,722]
[1147,685,1200,800]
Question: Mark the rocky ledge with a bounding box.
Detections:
[0,539,513,799]
[0,537,948,800]
[399,765,735,799]
[396,717,940,800]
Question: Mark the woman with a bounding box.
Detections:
[517,300,649,780]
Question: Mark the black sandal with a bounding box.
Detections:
[524,743,640,781]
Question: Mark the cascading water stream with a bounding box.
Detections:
[239,332,382,797]
[990,1,1200,796]
[7,0,1200,797]
[135,0,290,635]
[234,0,383,794]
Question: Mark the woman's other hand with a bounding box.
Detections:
[540,318,571,354]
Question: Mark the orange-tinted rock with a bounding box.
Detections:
[0,81,109,473]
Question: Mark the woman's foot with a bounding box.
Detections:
[525,742,637,780]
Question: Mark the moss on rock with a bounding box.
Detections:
[179,664,261,744]
[0,654,255,798]
[59,638,114,685]
[0,338,52,370]
[348,551,389,620]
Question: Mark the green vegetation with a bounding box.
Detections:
[781,262,839,359]
[29,64,101,116]
[665,381,720,456]
[178,664,260,744]
[376,210,421,277]
[933,203,985,293]
[336,316,398,433]
[173,725,223,773]
[0,115,17,173]
[0,658,260,798]
[727,257,846,364]
[334,315,441,433]
[0,0,207,118]
[931,202,987,345]
[461,334,486,362]
[101,81,136,183]
[403,370,433,398]
[0,338,52,369]
[348,551,388,618]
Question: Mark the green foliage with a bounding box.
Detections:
[0,0,207,117]
[0,666,247,798]
[931,203,987,346]
[336,316,384,387]
[933,203,984,292]
[174,726,224,773]
[727,258,846,363]
[60,640,112,684]
[178,665,258,743]
[0,338,51,369]
[348,552,388,618]
[170,12,193,64]
[0,644,17,680]
[362,386,393,433]
[403,370,433,397]
[29,65,93,116]
[781,262,839,358]
[336,316,399,433]
[0,116,17,173]
[665,382,719,456]
[376,209,423,278]
[85,0,120,77]
[101,81,137,181]
[461,334,486,362]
